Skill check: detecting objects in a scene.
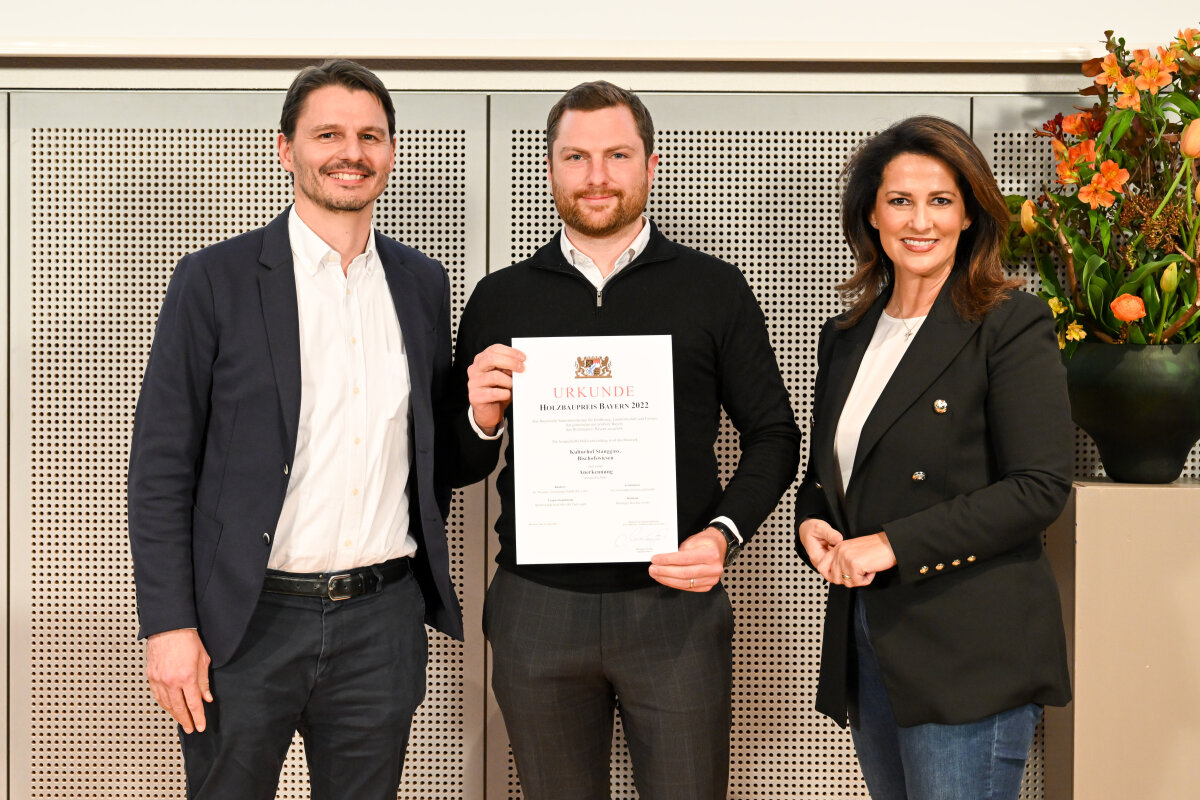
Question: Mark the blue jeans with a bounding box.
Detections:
[850,596,1041,800]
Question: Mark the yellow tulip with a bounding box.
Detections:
[1161,264,1179,294]
[1021,199,1038,235]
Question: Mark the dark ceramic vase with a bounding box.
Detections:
[1066,343,1200,483]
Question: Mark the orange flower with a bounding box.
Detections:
[1182,119,1200,159]
[1178,28,1200,50]
[1132,55,1173,94]
[1056,162,1080,185]
[1072,139,1096,165]
[1062,112,1092,136]
[1158,46,1181,74]
[1098,159,1130,193]
[1110,293,1147,322]
[1078,174,1116,208]
[1114,76,1142,111]
[1096,53,1124,85]
[1055,139,1097,185]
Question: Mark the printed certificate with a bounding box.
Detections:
[511,335,677,564]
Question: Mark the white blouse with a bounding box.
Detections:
[833,311,927,497]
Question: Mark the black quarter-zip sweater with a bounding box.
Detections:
[450,222,802,592]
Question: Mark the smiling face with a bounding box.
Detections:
[548,105,658,243]
[869,152,971,290]
[277,85,395,217]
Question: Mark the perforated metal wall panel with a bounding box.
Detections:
[5,87,1164,800]
[8,91,489,799]
[487,93,1042,800]
[0,90,11,796]
[974,95,1200,481]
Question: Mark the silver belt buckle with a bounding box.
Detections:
[327,573,354,601]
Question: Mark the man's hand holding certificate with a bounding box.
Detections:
[510,335,678,564]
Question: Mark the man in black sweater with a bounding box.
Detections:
[453,81,800,800]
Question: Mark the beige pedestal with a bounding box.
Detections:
[1044,479,1200,800]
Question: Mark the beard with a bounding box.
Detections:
[553,177,649,239]
[294,160,385,213]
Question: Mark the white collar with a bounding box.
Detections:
[559,215,652,268]
[288,206,378,277]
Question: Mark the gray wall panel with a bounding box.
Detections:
[0,89,10,797]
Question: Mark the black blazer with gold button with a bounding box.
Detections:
[794,276,1073,728]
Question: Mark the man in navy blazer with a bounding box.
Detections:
[127,60,490,799]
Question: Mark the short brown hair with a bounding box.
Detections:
[280,59,395,140]
[546,81,655,158]
[838,115,1019,326]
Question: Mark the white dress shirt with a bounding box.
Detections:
[268,208,418,573]
[559,215,653,290]
[834,311,926,497]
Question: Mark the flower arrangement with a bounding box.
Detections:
[1005,27,1200,355]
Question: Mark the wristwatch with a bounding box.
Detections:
[709,520,743,567]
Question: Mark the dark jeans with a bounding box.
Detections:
[851,595,1041,800]
[180,568,428,800]
[484,568,734,800]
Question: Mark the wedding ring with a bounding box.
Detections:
[841,573,852,581]
[689,578,695,589]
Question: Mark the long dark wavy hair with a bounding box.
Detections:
[838,116,1020,326]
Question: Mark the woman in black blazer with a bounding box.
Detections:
[795,116,1073,800]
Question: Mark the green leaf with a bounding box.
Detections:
[1003,194,1028,214]
[1080,253,1108,291]
[1128,325,1148,344]
[1036,256,1064,295]
[1067,230,1100,262]
[1141,276,1161,321]
[1180,267,1198,301]
[1097,108,1131,150]
[1116,256,1184,296]
[1168,90,1200,120]
[1087,281,1107,320]
[1107,109,1135,151]
[1098,219,1112,256]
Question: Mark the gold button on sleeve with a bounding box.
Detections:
[935,563,945,571]
[952,559,961,567]
[967,555,976,562]
[919,566,929,575]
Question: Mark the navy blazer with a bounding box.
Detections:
[795,277,1074,727]
[128,208,479,666]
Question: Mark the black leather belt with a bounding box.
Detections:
[262,557,411,601]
